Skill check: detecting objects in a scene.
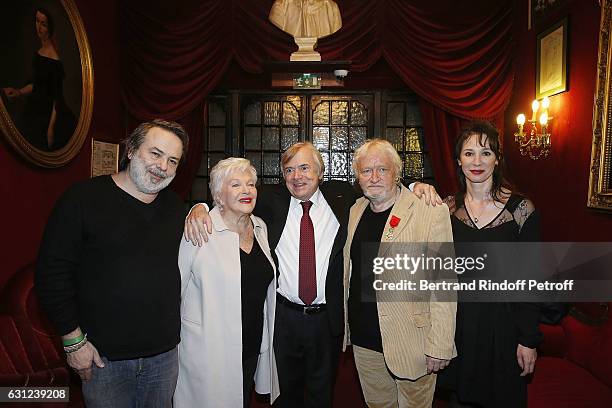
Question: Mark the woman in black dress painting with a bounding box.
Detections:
[439,121,542,408]
[3,7,76,151]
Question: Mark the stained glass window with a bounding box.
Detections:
[312,98,369,182]
[383,98,434,184]
[190,92,433,208]
[188,98,228,207]
[243,96,303,184]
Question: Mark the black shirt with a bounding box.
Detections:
[348,205,392,352]
[36,176,184,360]
[240,238,274,360]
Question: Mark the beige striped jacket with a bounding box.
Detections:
[343,185,457,380]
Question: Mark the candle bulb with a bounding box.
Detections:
[539,112,548,126]
[541,97,550,121]
[531,99,539,121]
[517,114,526,125]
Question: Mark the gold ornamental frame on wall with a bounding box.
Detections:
[588,0,612,211]
[0,0,93,167]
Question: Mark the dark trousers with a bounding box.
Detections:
[272,298,342,408]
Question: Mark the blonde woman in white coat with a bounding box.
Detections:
[174,158,279,407]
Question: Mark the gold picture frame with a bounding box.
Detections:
[536,18,568,99]
[0,0,93,167]
[91,140,119,178]
[588,0,612,211]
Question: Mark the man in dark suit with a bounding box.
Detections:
[185,142,439,407]
[259,143,355,408]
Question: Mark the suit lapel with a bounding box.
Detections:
[321,183,350,256]
[268,186,291,249]
[321,182,348,224]
[345,197,369,252]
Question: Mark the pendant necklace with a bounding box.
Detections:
[466,198,488,224]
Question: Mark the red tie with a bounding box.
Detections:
[299,201,316,305]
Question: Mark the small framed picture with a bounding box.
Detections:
[91,140,119,177]
[536,18,568,99]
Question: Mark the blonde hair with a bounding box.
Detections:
[281,142,325,180]
[209,157,257,206]
[352,138,402,179]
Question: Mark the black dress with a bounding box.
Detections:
[438,194,542,408]
[21,53,76,150]
[240,238,274,407]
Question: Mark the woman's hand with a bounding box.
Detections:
[3,87,20,98]
[517,344,537,376]
[3,84,32,98]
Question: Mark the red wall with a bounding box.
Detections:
[504,0,612,241]
[0,0,123,291]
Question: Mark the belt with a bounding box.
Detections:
[277,295,327,315]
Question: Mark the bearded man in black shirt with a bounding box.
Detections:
[36,119,189,408]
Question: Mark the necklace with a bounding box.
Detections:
[466,198,488,224]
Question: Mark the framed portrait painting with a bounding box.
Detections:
[588,0,612,211]
[0,0,93,167]
[536,18,568,99]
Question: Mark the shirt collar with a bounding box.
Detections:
[289,187,322,211]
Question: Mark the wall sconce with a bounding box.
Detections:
[515,96,552,160]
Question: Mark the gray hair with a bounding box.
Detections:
[352,138,402,179]
[209,157,258,206]
[119,119,189,170]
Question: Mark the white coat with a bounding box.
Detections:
[174,207,280,407]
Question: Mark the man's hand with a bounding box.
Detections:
[184,203,213,246]
[413,182,443,206]
[66,341,104,382]
[425,355,449,374]
[517,344,537,376]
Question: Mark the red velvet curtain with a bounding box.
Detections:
[419,100,463,197]
[170,102,205,196]
[120,0,515,196]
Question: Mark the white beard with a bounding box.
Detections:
[128,155,175,194]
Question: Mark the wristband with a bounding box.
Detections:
[62,333,85,347]
[64,334,88,354]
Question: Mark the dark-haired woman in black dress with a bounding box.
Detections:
[438,121,542,408]
[3,8,75,150]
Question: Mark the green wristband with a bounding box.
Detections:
[63,333,85,347]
